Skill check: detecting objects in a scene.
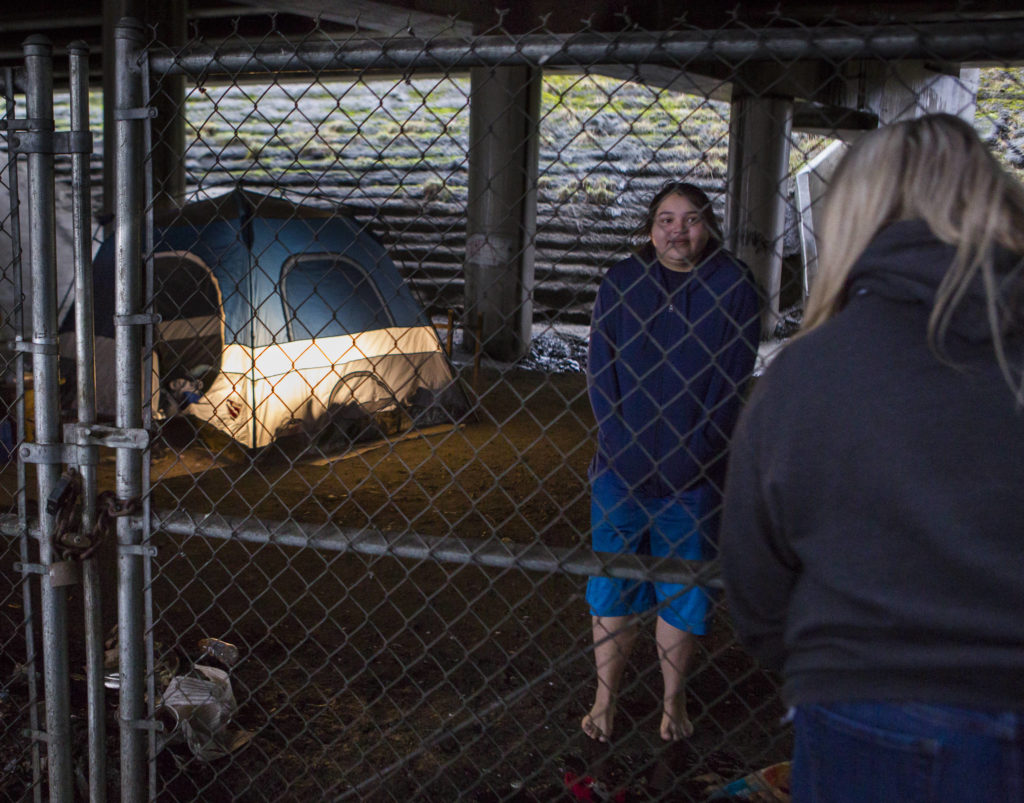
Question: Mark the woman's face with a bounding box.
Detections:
[649,192,710,271]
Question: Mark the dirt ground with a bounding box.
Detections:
[0,365,789,801]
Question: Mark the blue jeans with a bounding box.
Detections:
[793,702,1024,803]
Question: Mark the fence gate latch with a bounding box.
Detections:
[114,106,158,120]
[9,130,93,155]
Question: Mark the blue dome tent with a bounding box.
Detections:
[69,188,465,448]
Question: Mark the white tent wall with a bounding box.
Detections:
[193,327,454,448]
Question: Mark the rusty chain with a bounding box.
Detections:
[49,467,141,561]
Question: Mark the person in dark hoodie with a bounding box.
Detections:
[720,113,1024,802]
[582,182,760,743]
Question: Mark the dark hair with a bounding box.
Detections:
[633,181,724,264]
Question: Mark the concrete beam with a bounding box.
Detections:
[792,101,877,135]
[226,0,473,37]
[583,62,732,103]
[845,61,980,123]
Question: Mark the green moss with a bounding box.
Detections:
[976,67,1024,179]
[553,176,621,205]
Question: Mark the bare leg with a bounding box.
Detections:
[656,617,697,741]
[582,615,638,742]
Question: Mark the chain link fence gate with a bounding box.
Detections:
[1,8,1023,802]
[0,36,119,803]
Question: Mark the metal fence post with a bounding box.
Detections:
[22,33,73,803]
[5,63,44,803]
[67,39,107,803]
[114,17,148,803]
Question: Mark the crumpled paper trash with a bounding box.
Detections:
[156,663,252,762]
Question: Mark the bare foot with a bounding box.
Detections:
[660,699,694,741]
[581,705,614,743]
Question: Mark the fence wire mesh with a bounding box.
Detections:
[0,7,1023,802]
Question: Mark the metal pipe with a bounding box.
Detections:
[148,21,1024,77]
[113,17,147,803]
[139,50,158,803]
[68,39,107,803]
[5,64,43,803]
[151,509,725,590]
[23,33,73,803]
[68,42,97,442]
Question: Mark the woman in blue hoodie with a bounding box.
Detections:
[582,182,760,743]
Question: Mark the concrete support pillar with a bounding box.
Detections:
[725,93,793,335]
[794,62,978,302]
[147,0,188,211]
[463,65,541,362]
[103,0,185,222]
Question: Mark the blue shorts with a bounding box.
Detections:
[585,471,713,634]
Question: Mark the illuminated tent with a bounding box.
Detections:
[69,189,465,448]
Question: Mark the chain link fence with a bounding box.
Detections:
[1,8,1023,801]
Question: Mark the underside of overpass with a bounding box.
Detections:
[0,0,1018,356]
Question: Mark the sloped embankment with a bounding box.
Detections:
[36,69,1024,329]
[174,75,735,327]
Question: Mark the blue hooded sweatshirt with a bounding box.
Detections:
[587,247,760,500]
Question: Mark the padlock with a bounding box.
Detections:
[58,531,90,550]
[49,560,80,588]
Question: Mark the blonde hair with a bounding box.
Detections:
[804,113,1024,399]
